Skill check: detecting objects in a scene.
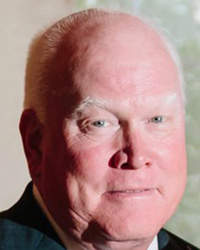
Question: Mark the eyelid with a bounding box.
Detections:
[92,120,109,127]
[146,115,168,123]
[90,119,119,127]
[78,118,120,132]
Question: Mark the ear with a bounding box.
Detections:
[19,109,43,180]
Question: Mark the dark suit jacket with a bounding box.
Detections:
[0,183,199,250]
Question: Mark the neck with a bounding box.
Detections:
[33,184,155,250]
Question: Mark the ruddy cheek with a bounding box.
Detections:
[67,147,106,185]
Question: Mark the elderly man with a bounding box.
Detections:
[0,8,199,250]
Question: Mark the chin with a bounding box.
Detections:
[94,217,160,242]
[87,201,175,243]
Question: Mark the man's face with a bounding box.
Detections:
[40,23,187,243]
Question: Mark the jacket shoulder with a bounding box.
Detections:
[0,218,65,250]
[159,229,200,250]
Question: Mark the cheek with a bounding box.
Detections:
[158,130,187,203]
[65,134,119,180]
[64,143,112,211]
[165,131,186,172]
[66,145,110,196]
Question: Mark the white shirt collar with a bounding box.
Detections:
[147,236,158,250]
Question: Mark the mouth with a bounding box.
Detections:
[110,189,149,193]
[105,188,157,199]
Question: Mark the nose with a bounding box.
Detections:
[110,142,153,170]
[125,145,152,169]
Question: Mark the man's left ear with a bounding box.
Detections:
[19,109,43,180]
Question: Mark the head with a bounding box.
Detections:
[20,9,187,249]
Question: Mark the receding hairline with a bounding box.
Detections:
[24,8,185,124]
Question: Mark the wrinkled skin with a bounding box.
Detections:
[21,15,187,250]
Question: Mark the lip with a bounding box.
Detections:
[105,188,157,199]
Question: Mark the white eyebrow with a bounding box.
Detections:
[71,97,111,118]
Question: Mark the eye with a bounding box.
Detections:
[150,116,164,123]
[92,120,108,127]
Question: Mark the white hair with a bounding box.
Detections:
[24,8,185,124]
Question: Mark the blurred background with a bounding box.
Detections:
[0,0,200,246]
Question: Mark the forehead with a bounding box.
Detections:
[61,16,183,112]
[73,54,180,106]
[72,20,180,90]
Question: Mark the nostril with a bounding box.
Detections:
[121,162,132,169]
[146,162,151,167]
[109,150,152,169]
[109,150,128,169]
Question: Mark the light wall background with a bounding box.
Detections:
[0,0,200,247]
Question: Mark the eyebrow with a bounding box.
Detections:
[71,97,111,118]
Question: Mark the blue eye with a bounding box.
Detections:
[151,116,164,123]
[92,120,107,127]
